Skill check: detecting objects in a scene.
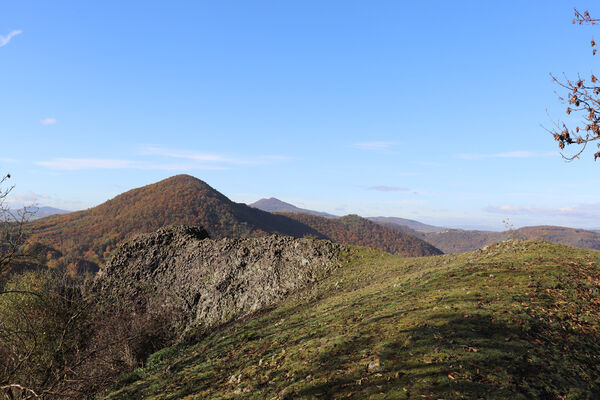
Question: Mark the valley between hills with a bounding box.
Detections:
[3,175,600,399]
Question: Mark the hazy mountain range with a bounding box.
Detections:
[250,196,600,253]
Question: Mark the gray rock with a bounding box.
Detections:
[94,225,344,337]
[367,359,381,372]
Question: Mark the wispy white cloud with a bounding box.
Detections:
[368,185,410,192]
[0,30,22,48]
[6,191,84,211]
[141,146,232,163]
[37,146,292,171]
[40,118,57,125]
[353,141,399,151]
[6,191,50,205]
[0,158,17,163]
[140,145,291,165]
[456,151,556,160]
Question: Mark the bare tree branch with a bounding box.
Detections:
[548,9,600,160]
[0,384,39,399]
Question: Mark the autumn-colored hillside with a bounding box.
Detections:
[516,225,600,250]
[278,213,443,257]
[28,175,324,266]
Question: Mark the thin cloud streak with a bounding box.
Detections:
[368,185,410,192]
[40,118,57,125]
[141,146,232,163]
[140,145,291,165]
[0,30,22,47]
[7,191,85,211]
[35,145,292,170]
[6,191,50,205]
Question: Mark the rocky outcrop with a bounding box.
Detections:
[94,225,344,336]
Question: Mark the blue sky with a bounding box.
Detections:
[2,1,600,230]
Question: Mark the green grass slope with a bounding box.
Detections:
[106,240,600,399]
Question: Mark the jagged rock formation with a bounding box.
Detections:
[95,225,344,336]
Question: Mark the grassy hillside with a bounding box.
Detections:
[106,240,600,399]
[278,213,442,257]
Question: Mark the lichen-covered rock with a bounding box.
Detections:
[94,225,344,336]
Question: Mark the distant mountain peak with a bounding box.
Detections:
[368,216,446,233]
[250,197,338,218]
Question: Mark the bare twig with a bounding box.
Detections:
[0,384,39,399]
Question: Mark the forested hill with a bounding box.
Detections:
[278,212,443,257]
[27,175,440,268]
[28,175,324,265]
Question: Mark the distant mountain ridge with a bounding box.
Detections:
[250,197,446,232]
[249,197,600,254]
[10,206,71,220]
[250,197,338,218]
[367,216,446,232]
[30,206,71,219]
